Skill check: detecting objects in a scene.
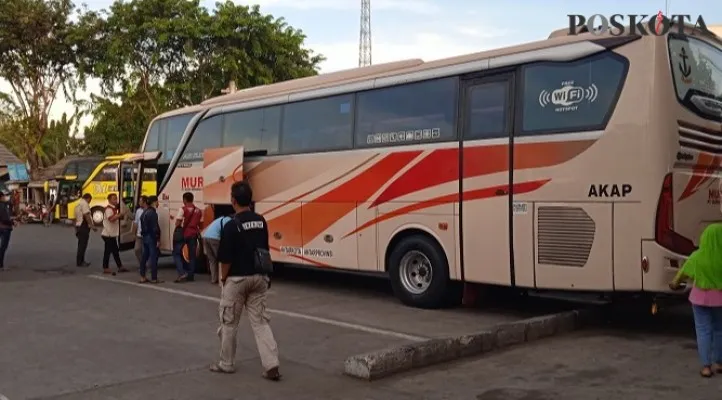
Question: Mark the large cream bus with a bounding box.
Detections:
[118,24,722,309]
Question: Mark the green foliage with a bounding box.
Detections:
[0,112,84,168]
[0,0,87,176]
[80,0,324,156]
[0,0,324,168]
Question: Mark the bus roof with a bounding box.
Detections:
[195,34,596,108]
[144,31,596,126]
[200,59,424,106]
[149,22,721,123]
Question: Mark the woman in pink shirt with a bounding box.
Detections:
[670,223,722,377]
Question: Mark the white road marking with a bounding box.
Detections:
[87,274,427,342]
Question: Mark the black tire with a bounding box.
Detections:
[388,234,454,309]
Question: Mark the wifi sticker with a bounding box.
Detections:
[538,83,598,111]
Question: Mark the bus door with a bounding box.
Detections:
[117,151,162,251]
[459,73,515,286]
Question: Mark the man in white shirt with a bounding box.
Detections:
[133,196,148,266]
[74,193,96,267]
[101,193,128,274]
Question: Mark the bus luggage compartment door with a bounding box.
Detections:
[533,202,613,290]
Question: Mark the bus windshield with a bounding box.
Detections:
[669,34,722,121]
[144,113,195,163]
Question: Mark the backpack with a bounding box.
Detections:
[233,214,273,275]
[173,206,200,242]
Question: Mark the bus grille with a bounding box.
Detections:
[537,206,595,268]
[678,120,722,155]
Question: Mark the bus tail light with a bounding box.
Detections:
[654,173,696,256]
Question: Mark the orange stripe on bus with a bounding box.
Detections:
[678,153,721,201]
[263,154,380,215]
[267,152,421,248]
[345,179,551,238]
[371,140,595,207]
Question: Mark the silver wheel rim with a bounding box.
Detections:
[399,250,433,295]
[92,209,104,224]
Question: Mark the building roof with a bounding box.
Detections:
[34,155,102,182]
[0,143,22,166]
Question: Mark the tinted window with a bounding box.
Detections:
[465,81,509,140]
[162,113,195,162]
[77,161,97,182]
[669,35,722,122]
[521,52,628,133]
[224,106,281,154]
[355,77,457,147]
[93,167,116,182]
[281,95,353,153]
[143,168,157,182]
[144,121,160,152]
[62,162,77,176]
[181,115,223,162]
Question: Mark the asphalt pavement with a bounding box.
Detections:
[0,224,718,400]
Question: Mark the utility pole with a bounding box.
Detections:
[359,0,372,67]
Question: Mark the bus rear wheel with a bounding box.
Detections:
[91,207,105,226]
[388,234,454,309]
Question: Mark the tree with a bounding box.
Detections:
[0,111,84,168]
[0,0,88,177]
[79,0,324,155]
[82,90,154,155]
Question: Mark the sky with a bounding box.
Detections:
[6,0,722,134]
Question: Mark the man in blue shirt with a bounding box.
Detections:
[202,214,232,284]
[139,195,161,284]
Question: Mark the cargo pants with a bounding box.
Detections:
[217,274,279,371]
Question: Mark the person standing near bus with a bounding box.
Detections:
[133,196,148,266]
[202,214,232,285]
[101,193,128,275]
[670,223,722,378]
[45,194,55,227]
[75,193,96,267]
[139,195,161,284]
[173,192,202,283]
[210,181,280,380]
[0,192,15,270]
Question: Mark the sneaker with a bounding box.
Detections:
[77,262,90,268]
[209,363,235,374]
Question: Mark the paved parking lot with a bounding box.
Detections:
[0,224,716,399]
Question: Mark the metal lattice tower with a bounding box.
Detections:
[359,0,372,67]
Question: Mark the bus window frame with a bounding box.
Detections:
[667,32,722,123]
[514,50,630,137]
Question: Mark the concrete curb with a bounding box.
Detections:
[343,308,597,381]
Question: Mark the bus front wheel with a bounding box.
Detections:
[91,207,105,226]
[388,234,453,309]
